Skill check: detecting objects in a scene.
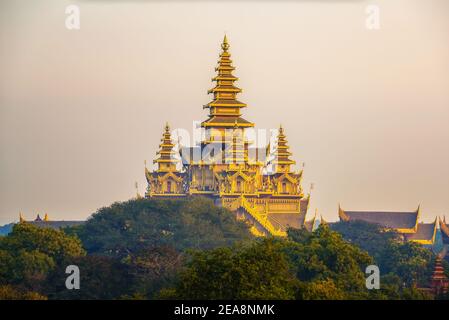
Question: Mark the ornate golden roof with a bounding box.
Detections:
[269,125,296,167]
[202,36,254,128]
[153,123,179,165]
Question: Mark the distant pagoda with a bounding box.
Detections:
[430,257,449,295]
[145,36,312,236]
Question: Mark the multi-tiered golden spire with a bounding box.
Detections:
[153,123,178,172]
[202,36,253,128]
[269,125,296,172]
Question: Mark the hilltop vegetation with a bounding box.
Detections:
[0,197,442,300]
[67,197,253,257]
[331,220,435,288]
[0,223,85,298]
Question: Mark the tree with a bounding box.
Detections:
[0,223,85,292]
[68,197,253,258]
[124,245,184,299]
[163,239,299,300]
[287,224,373,299]
[330,220,399,262]
[0,285,47,300]
[295,279,345,300]
[45,255,132,300]
[330,220,435,288]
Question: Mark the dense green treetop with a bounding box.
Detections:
[68,197,253,257]
[162,239,299,300]
[0,223,85,291]
[330,220,435,288]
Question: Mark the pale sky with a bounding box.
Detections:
[0,0,448,224]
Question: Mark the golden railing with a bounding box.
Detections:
[240,197,287,237]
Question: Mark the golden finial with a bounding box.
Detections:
[165,122,170,132]
[19,212,25,223]
[279,124,284,135]
[222,34,230,52]
[44,213,49,222]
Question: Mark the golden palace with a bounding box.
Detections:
[145,36,313,237]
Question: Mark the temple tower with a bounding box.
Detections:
[146,36,311,235]
[145,123,185,197]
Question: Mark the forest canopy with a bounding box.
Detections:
[0,197,444,300]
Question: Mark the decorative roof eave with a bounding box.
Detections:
[304,209,318,232]
[215,65,235,72]
[338,205,350,222]
[274,151,293,157]
[409,238,435,245]
[158,171,184,182]
[153,158,179,164]
[431,217,438,244]
[440,216,449,242]
[149,193,187,197]
[229,171,252,181]
[212,75,238,81]
[208,87,242,94]
[201,122,254,128]
[206,101,247,108]
[394,227,417,234]
[269,159,296,165]
[276,173,299,184]
[416,205,423,230]
[156,150,176,156]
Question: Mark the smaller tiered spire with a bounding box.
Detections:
[269,125,296,172]
[153,123,179,172]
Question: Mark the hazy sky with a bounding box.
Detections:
[0,0,448,224]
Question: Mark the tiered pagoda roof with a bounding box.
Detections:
[268,125,296,169]
[153,123,179,170]
[202,36,254,129]
[430,257,449,295]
